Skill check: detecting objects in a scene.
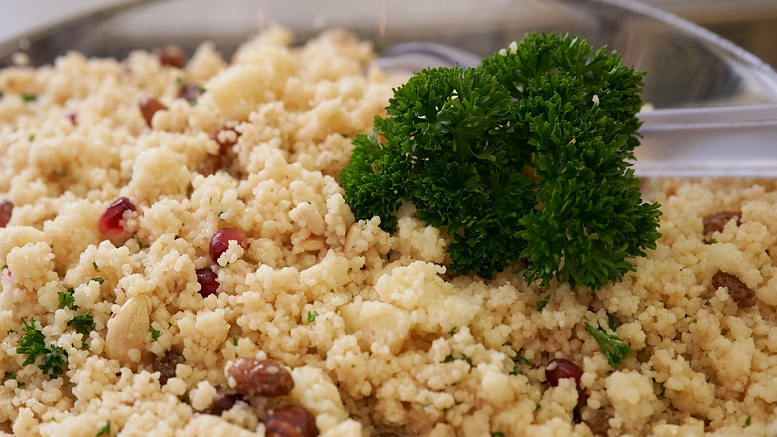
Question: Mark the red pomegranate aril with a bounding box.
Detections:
[196,268,220,297]
[546,358,583,388]
[209,228,247,263]
[0,200,13,228]
[139,97,167,128]
[65,112,78,126]
[98,197,137,237]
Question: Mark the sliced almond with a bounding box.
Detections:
[105,296,151,367]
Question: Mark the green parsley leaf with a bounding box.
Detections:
[21,94,37,103]
[307,310,318,323]
[536,294,550,311]
[17,318,68,379]
[96,420,111,437]
[232,337,239,346]
[607,312,621,331]
[707,238,718,244]
[585,322,633,368]
[68,311,95,336]
[92,262,100,272]
[28,133,36,142]
[91,277,104,285]
[492,433,504,437]
[58,288,78,310]
[59,170,68,178]
[743,417,751,428]
[150,325,161,341]
[3,371,25,387]
[339,32,660,287]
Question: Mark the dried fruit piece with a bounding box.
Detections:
[156,46,186,68]
[545,358,583,388]
[265,405,319,437]
[105,296,150,367]
[153,350,185,385]
[203,387,246,415]
[712,270,757,308]
[702,211,740,236]
[178,83,204,104]
[227,358,294,397]
[584,409,612,436]
[0,200,13,228]
[211,125,240,153]
[98,197,137,237]
[196,268,220,297]
[209,228,247,264]
[139,97,167,128]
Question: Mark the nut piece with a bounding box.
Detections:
[712,270,757,308]
[105,296,150,366]
[290,202,325,236]
[227,358,294,397]
[265,405,319,437]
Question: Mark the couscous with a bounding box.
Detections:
[1,27,776,437]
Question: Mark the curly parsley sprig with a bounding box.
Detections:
[340,33,661,288]
[16,318,68,379]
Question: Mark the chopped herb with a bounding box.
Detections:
[150,325,161,341]
[91,277,104,285]
[340,133,349,138]
[585,322,633,368]
[21,94,37,103]
[443,353,472,365]
[536,294,550,311]
[175,76,184,85]
[232,337,238,346]
[3,371,25,387]
[58,288,78,310]
[607,312,621,331]
[339,32,661,286]
[92,262,100,272]
[743,417,751,428]
[513,353,531,367]
[136,238,144,249]
[448,327,457,336]
[535,403,541,411]
[707,238,718,244]
[198,86,207,94]
[17,318,68,379]
[692,318,698,324]
[59,170,68,178]
[96,420,111,437]
[307,310,318,323]
[68,311,95,336]
[492,433,505,437]
[28,133,36,142]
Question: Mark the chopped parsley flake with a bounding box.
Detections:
[3,371,25,387]
[92,262,100,272]
[16,318,68,379]
[21,94,37,103]
[28,133,35,142]
[68,311,95,336]
[91,277,105,285]
[585,322,633,368]
[150,325,161,341]
[536,294,550,311]
[743,417,751,428]
[307,310,318,323]
[58,288,78,310]
[96,420,111,437]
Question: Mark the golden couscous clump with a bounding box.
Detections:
[1,27,777,437]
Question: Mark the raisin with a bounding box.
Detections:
[178,83,204,104]
[139,97,167,128]
[196,154,221,176]
[584,409,612,436]
[211,125,241,154]
[203,387,245,415]
[227,358,294,397]
[265,405,319,437]
[712,270,757,308]
[702,211,740,236]
[0,200,13,228]
[153,350,185,385]
[156,46,186,68]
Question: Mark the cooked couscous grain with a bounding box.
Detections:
[1,27,777,437]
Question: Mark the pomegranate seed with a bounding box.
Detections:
[156,46,186,68]
[210,125,240,154]
[98,197,137,237]
[209,228,247,263]
[139,97,167,128]
[65,112,78,126]
[178,83,204,104]
[0,200,13,228]
[545,358,583,388]
[196,268,220,297]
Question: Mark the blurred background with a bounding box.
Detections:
[1,0,776,68]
